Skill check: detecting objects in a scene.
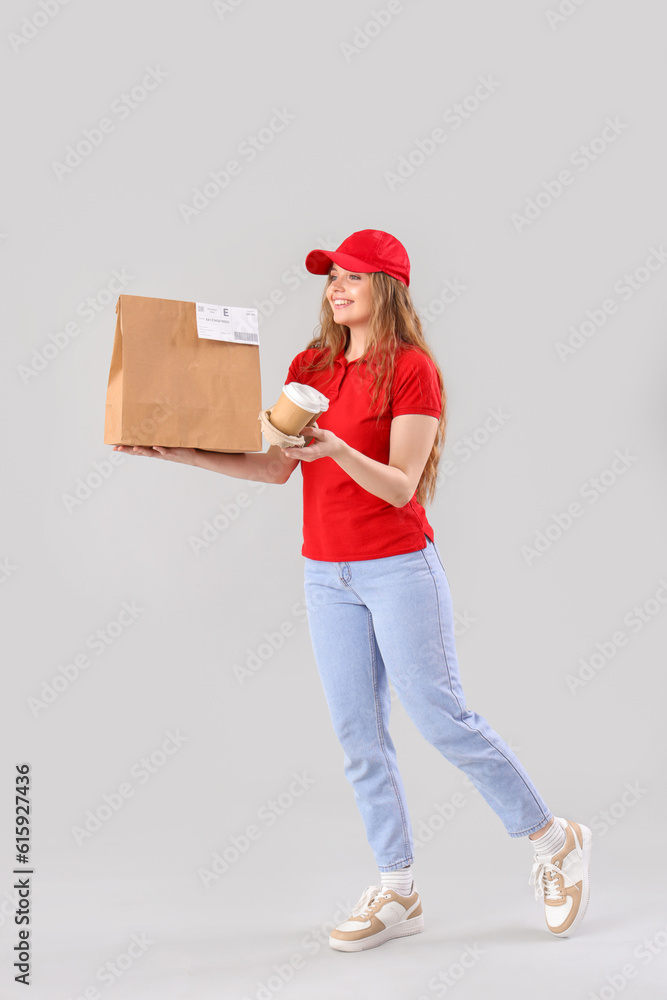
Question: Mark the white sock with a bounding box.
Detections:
[379,865,413,896]
[530,817,566,856]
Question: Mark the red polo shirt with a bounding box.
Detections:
[284,343,442,561]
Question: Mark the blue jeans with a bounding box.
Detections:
[303,535,553,872]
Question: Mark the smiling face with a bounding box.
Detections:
[325,264,373,329]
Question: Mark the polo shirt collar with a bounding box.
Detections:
[334,346,365,367]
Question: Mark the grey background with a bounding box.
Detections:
[1,0,666,997]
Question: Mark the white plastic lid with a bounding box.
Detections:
[282,382,330,413]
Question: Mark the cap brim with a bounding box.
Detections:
[305,249,377,276]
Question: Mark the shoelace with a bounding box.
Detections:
[528,858,573,902]
[350,885,392,918]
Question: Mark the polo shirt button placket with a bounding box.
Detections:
[328,357,348,402]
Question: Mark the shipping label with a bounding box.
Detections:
[195,302,259,344]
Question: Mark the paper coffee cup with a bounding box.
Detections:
[269,382,329,436]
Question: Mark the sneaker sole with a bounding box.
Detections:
[553,822,592,938]
[329,913,425,952]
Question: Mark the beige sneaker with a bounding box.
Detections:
[329,882,424,952]
[529,817,592,936]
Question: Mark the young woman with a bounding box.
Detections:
[113,229,592,953]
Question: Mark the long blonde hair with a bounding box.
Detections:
[298,271,447,507]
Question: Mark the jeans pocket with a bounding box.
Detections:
[429,536,448,575]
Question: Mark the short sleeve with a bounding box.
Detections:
[284,350,306,386]
[391,349,442,418]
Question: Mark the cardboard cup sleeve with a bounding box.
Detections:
[258,409,308,448]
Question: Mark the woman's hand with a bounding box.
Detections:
[112,445,197,465]
[281,424,344,463]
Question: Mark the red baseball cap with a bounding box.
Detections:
[305,229,410,287]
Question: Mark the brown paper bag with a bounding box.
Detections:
[104,293,262,452]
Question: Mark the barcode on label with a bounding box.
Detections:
[234,331,259,343]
